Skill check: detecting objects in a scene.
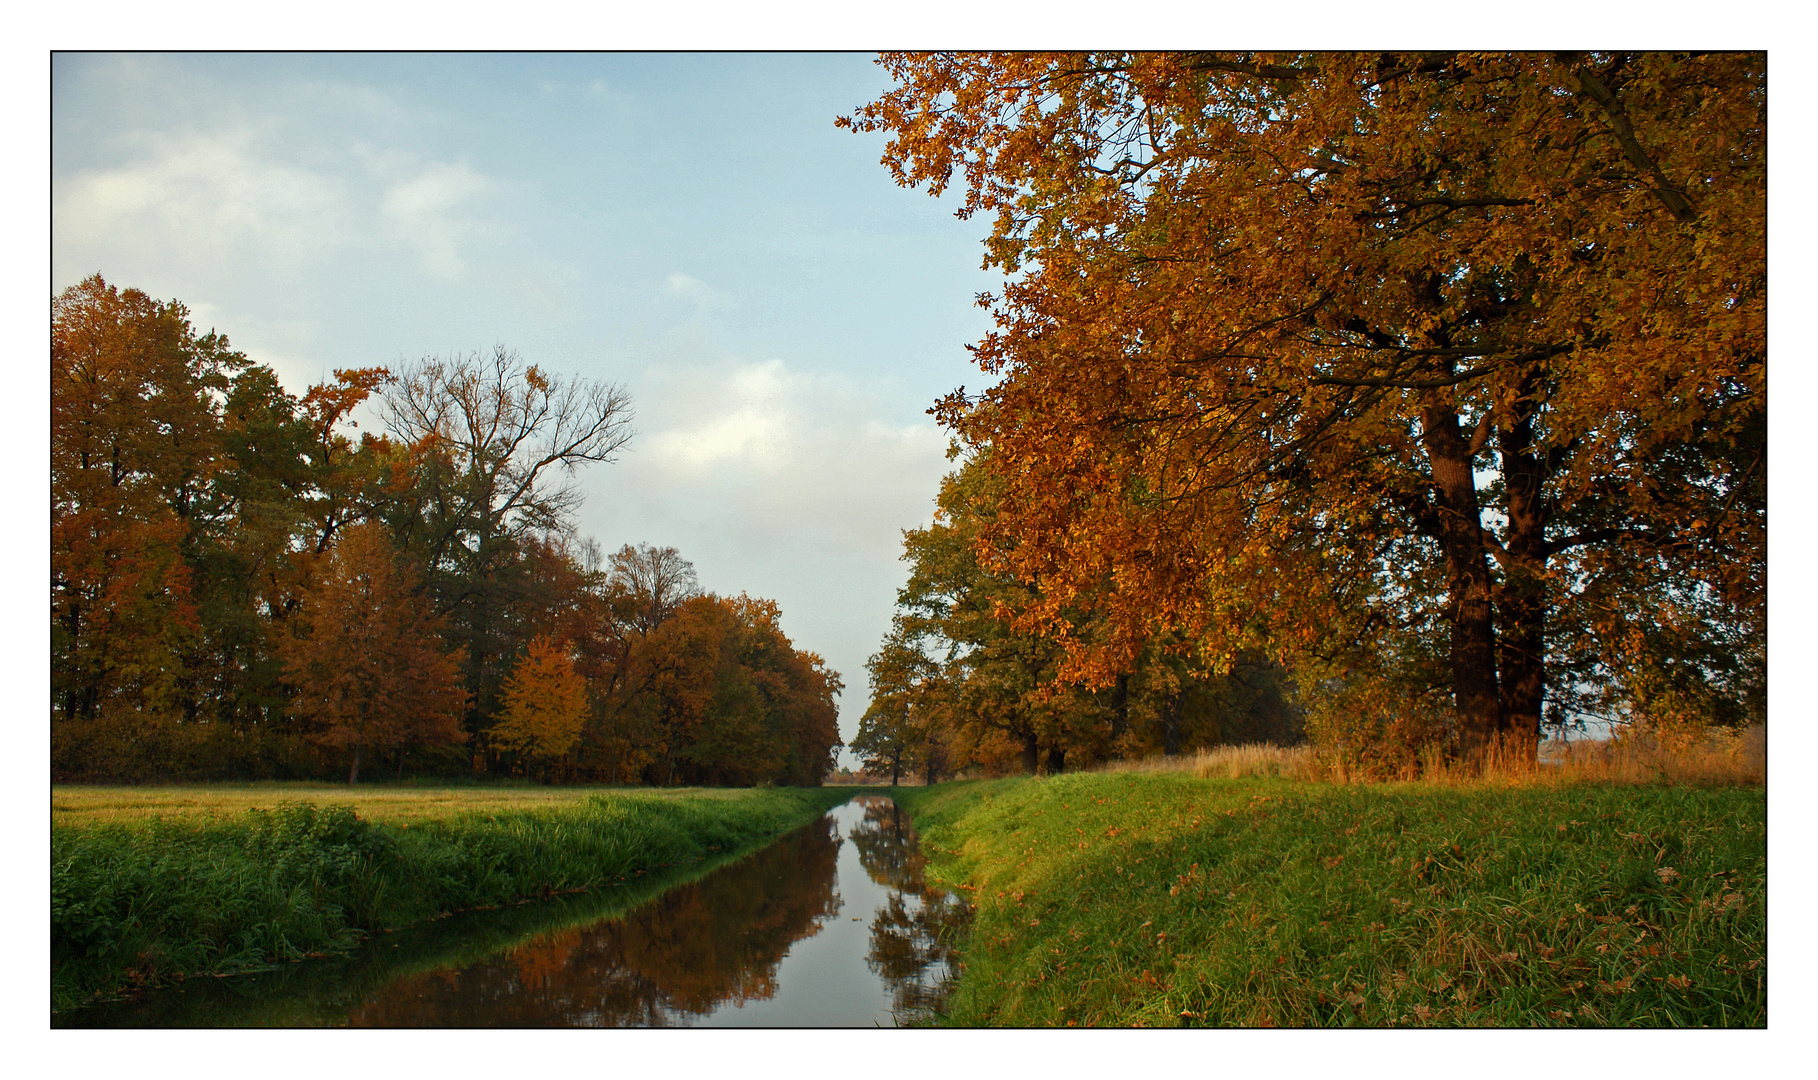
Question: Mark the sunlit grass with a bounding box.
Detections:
[894,771,1765,1027]
[51,782,751,827]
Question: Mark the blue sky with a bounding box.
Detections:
[52,52,1001,755]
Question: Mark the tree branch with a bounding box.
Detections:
[1558,52,1699,224]
[1181,54,1318,81]
[1310,343,1574,390]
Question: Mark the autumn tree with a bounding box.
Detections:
[565,545,841,788]
[854,635,942,785]
[492,635,590,778]
[182,364,396,736]
[52,275,242,725]
[870,451,1301,776]
[722,594,844,788]
[609,543,703,635]
[51,275,408,783]
[382,346,634,740]
[845,51,1765,764]
[282,522,468,783]
[616,593,842,788]
[889,456,1088,775]
[53,279,845,789]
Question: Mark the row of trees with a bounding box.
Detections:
[852,452,1303,781]
[51,275,841,784]
[845,51,1764,773]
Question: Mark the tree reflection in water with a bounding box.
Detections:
[75,798,974,1027]
[847,795,971,1024]
[346,815,844,1026]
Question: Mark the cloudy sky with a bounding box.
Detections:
[52,52,1002,757]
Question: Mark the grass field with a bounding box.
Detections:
[51,784,853,1013]
[893,771,1766,1027]
[51,782,753,827]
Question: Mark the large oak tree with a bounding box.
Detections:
[382,346,634,738]
[845,51,1765,760]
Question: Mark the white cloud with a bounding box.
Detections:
[55,127,352,267]
[528,77,635,114]
[664,270,730,312]
[648,357,791,469]
[380,161,491,280]
[54,115,508,290]
[611,355,951,560]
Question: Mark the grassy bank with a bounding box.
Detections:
[55,830,786,1027]
[893,772,1765,1027]
[52,785,853,1013]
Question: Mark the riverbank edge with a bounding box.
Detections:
[889,774,1765,1027]
[52,786,861,1013]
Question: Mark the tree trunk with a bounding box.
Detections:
[1162,693,1181,757]
[1421,403,1505,762]
[348,744,361,785]
[1497,384,1550,764]
[1046,745,1066,775]
[1021,729,1040,776]
[1111,673,1129,749]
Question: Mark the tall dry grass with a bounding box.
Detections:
[1091,724,1765,787]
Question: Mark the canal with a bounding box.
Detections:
[58,794,968,1028]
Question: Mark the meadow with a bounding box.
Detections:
[51,784,852,1013]
[892,742,1766,1028]
[51,782,759,827]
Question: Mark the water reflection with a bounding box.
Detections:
[59,795,968,1028]
[347,815,846,1026]
[848,796,970,1024]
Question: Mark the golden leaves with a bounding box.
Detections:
[848,52,1764,739]
[493,635,589,762]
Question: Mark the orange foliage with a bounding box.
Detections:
[51,275,234,721]
[846,52,1764,761]
[492,636,590,768]
[281,522,468,782]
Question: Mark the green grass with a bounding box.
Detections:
[54,834,787,1028]
[52,786,853,1014]
[892,773,1765,1027]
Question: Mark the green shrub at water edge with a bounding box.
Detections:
[52,788,849,1012]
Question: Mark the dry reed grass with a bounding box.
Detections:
[1091,724,1765,787]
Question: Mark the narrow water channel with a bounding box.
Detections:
[59,794,968,1028]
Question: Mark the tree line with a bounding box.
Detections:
[852,452,1303,782]
[51,275,841,785]
[845,51,1764,777]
